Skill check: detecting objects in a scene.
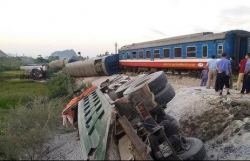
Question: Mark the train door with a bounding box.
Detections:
[233,34,250,65]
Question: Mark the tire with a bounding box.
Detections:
[123,71,167,96]
[177,137,206,160]
[115,74,147,98]
[154,83,175,106]
[159,114,180,137]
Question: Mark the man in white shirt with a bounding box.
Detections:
[206,55,218,89]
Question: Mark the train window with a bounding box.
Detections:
[163,48,170,58]
[146,50,151,59]
[127,52,130,59]
[139,51,143,59]
[154,49,160,59]
[202,45,208,58]
[217,45,223,55]
[132,52,137,59]
[174,47,182,58]
[123,53,126,59]
[187,46,196,58]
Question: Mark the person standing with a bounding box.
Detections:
[200,67,208,86]
[206,55,217,89]
[229,56,236,89]
[216,53,232,95]
[236,55,248,90]
[240,53,250,94]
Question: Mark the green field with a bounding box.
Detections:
[0,79,48,109]
[0,70,29,76]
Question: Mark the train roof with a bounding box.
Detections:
[119,30,250,51]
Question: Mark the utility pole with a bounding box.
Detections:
[115,42,118,54]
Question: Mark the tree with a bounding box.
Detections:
[48,56,60,62]
[35,56,48,64]
[104,51,109,56]
[96,51,110,57]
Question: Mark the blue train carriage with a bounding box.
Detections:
[118,30,250,75]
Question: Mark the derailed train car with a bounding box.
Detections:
[63,54,120,77]
[48,58,80,70]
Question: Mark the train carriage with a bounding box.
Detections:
[118,30,250,74]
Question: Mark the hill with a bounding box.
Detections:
[0,50,8,57]
[50,49,77,59]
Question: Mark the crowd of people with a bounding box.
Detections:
[200,53,250,95]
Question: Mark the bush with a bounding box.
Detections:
[0,96,68,160]
[80,81,93,90]
[47,74,76,99]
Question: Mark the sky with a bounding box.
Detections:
[1,0,250,58]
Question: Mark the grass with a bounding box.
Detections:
[0,71,79,159]
[0,70,29,76]
[0,96,68,160]
[0,79,48,109]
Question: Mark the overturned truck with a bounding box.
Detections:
[62,71,207,160]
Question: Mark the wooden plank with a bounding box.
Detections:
[118,116,153,160]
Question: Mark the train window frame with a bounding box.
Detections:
[121,53,125,59]
[186,46,197,58]
[202,45,208,58]
[132,51,137,59]
[217,45,223,55]
[139,50,143,59]
[154,49,160,59]
[146,50,151,59]
[163,48,170,59]
[174,47,182,58]
[127,52,131,59]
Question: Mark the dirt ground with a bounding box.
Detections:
[166,75,250,160]
[40,74,250,160]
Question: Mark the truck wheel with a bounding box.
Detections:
[159,114,180,137]
[115,74,146,98]
[177,137,206,160]
[123,71,167,96]
[154,83,175,106]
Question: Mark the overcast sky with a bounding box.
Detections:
[1,0,250,58]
